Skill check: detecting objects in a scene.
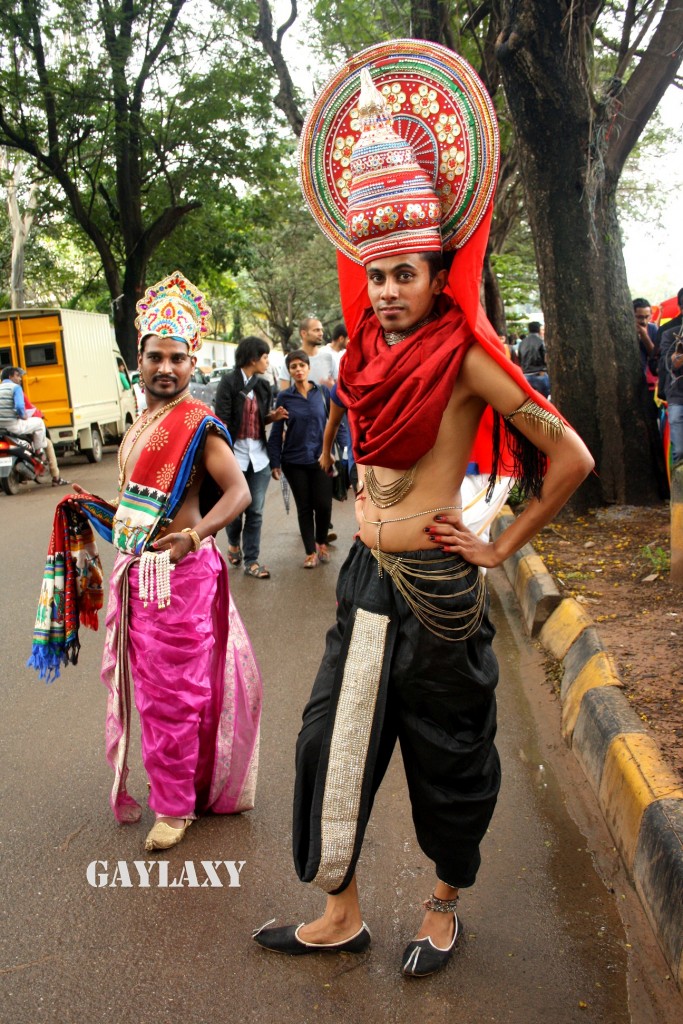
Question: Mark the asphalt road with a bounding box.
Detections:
[1,454,681,1024]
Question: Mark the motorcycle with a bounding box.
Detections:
[0,431,50,495]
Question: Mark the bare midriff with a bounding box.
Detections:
[356,377,487,552]
[357,470,463,552]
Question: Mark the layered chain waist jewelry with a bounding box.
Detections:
[370,549,485,642]
[361,503,462,577]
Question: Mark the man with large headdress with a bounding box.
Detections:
[30,272,262,853]
[253,43,593,975]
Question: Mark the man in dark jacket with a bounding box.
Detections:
[517,321,550,397]
[659,320,683,468]
[655,287,683,347]
[215,337,288,578]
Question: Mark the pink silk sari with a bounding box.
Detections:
[100,538,262,823]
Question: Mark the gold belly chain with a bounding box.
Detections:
[371,549,486,642]
[361,503,462,577]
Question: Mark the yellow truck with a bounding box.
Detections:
[0,308,137,461]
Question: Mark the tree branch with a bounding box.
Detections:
[606,0,683,178]
[254,0,304,136]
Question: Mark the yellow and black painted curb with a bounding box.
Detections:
[492,507,683,989]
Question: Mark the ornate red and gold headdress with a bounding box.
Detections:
[298,39,499,265]
[135,271,211,354]
[298,41,568,500]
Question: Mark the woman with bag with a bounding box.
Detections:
[267,350,334,568]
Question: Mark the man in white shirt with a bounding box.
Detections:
[279,316,336,389]
[324,323,348,376]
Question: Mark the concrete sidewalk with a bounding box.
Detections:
[492,506,683,989]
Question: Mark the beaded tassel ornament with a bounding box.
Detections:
[138,549,174,609]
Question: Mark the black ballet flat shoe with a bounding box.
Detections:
[252,920,371,955]
[401,911,459,977]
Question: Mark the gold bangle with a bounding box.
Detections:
[181,527,201,552]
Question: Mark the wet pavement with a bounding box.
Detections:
[1,457,681,1023]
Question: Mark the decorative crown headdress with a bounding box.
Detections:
[135,271,211,354]
[298,40,500,264]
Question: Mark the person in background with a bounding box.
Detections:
[0,367,68,485]
[656,287,683,347]
[517,321,550,397]
[659,320,683,468]
[215,336,288,579]
[117,359,132,390]
[0,366,48,458]
[268,349,333,568]
[324,323,348,377]
[632,298,659,390]
[279,317,336,389]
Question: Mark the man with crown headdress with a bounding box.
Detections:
[29,272,263,853]
[253,44,593,976]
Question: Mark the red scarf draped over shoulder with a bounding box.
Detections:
[336,297,473,470]
[334,204,570,496]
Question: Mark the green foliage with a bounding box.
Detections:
[0,0,285,353]
[309,0,410,63]
[640,544,671,573]
[237,175,343,349]
[490,234,540,317]
[618,109,683,231]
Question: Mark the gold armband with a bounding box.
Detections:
[181,527,202,552]
[504,398,565,441]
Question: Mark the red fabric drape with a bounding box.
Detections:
[335,199,568,473]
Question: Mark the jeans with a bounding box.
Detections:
[669,404,683,465]
[523,372,551,398]
[281,461,333,555]
[226,462,271,565]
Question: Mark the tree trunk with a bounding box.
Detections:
[112,288,142,369]
[2,154,38,309]
[495,2,659,507]
[411,0,454,45]
[483,244,506,335]
[112,255,151,368]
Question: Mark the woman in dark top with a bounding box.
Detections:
[267,349,333,568]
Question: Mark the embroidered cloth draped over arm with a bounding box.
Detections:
[28,400,232,681]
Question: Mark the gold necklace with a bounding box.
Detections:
[117,391,189,492]
[383,311,438,346]
[365,464,418,508]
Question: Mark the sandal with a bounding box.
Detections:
[316,543,331,563]
[227,546,242,566]
[303,553,319,569]
[244,562,271,579]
